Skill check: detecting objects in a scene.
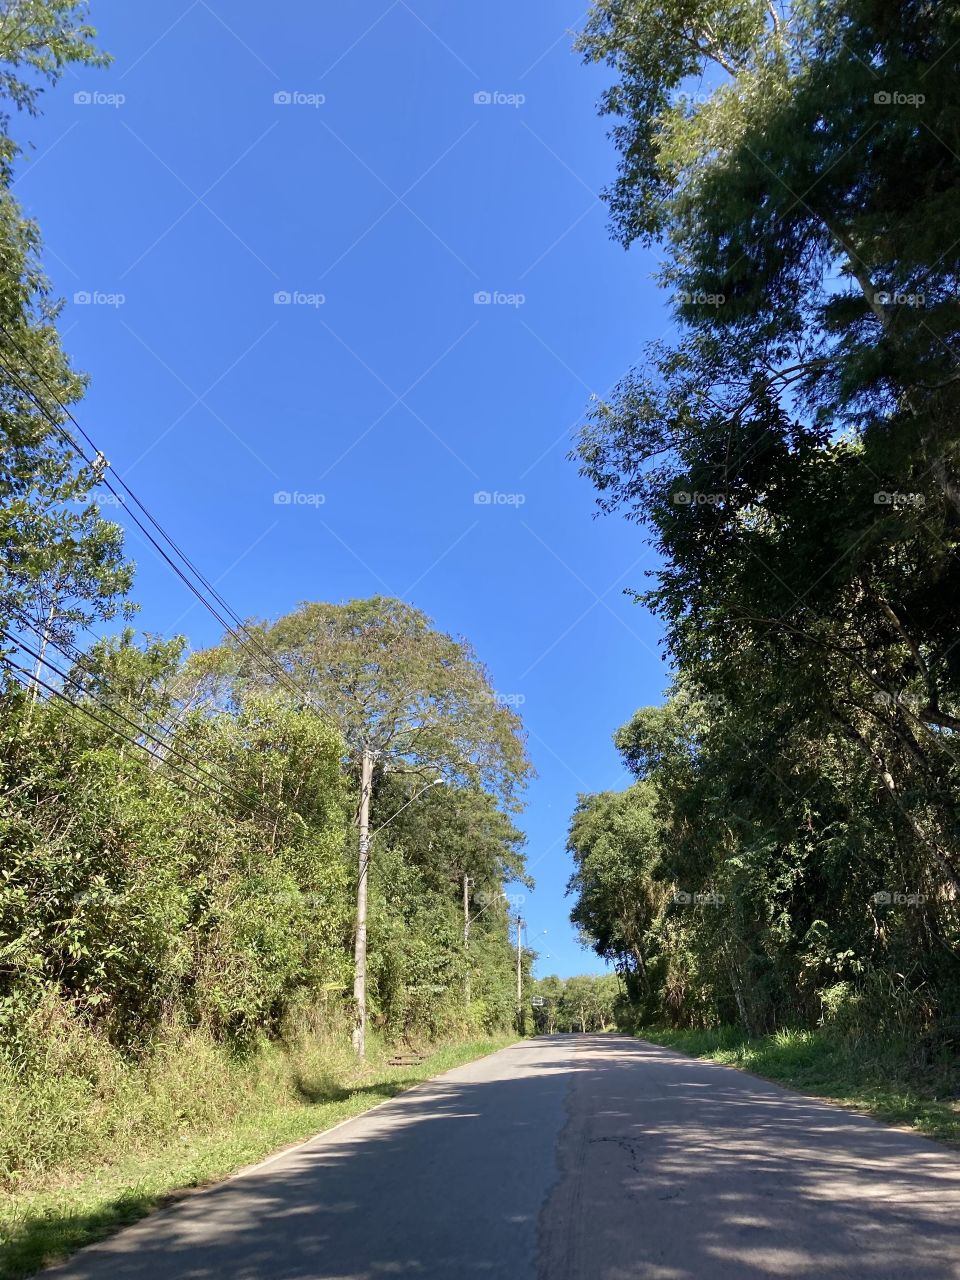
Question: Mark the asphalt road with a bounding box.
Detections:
[50,1034,960,1280]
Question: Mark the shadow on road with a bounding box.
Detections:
[541,1034,960,1280]
[38,1034,960,1280]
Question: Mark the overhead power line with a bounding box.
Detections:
[0,323,326,718]
[2,627,258,813]
[5,616,243,794]
[1,652,261,814]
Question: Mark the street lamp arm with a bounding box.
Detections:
[369,777,444,837]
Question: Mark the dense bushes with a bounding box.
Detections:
[566,696,960,1045]
[0,651,351,1050]
[0,636,529,1203]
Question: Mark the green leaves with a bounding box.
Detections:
[577,0,783,246]
[234,596,533,811]
[530,973,621,1033]
[572,0,960,1035]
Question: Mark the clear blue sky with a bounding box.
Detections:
[18,1,675,978]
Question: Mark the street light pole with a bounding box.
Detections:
[352,746,375,1058]
[352,762,444,1058]
[463,873,472,1005]
[515,913,524,1031]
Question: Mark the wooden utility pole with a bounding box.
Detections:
[515,914,524,1029]
[463,873,471,1005]
[352,746,375,1057]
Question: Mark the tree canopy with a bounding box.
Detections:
[227,597,532,810]
[569,0,960,1040]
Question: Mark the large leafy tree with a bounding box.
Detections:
[566,780,666,999]
[211,596,532,1051]
[252,597,531,806]
[573,0,960,1023]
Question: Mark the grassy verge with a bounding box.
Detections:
[0,1031,516,1280]
[638,1025,960,1145]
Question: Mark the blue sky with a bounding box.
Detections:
[17,1,675,977]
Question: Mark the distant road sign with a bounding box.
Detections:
[531,996,545,1007]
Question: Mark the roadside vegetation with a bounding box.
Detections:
[0,8,531,1274]
[0,1025,514,1280]
[638,1025,960,1147]
[567,0,960,1116]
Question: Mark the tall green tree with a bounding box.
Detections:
[212,597,532,1052]
[573,0,960,1029]
[567,780,666,1003]
[0,3,132,670]
[252,597,531,805]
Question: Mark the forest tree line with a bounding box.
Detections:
[529,974,622,1033]
[567,0,960,1047]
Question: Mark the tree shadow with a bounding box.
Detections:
[19,1035,960,1280]
[289,1072,419,1106]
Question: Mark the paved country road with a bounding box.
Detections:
[49,1035,960,1280]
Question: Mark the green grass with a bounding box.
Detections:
[0,1031,516,1280]
[638,1024,960,1145]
